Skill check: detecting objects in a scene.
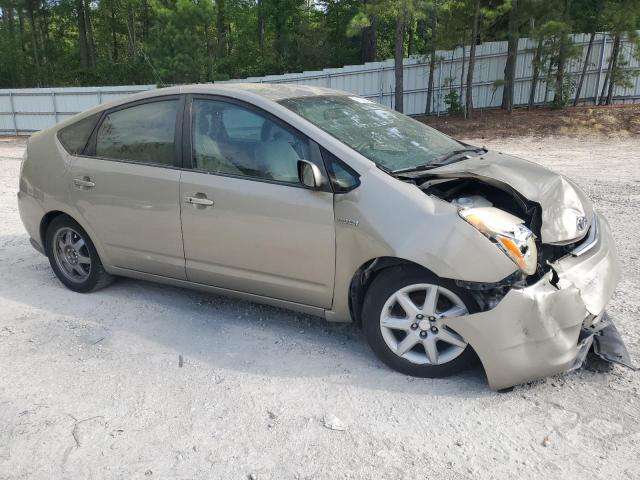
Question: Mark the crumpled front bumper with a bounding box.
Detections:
[572,312,634,371]
[443,215,632,390]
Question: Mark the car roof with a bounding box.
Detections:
[120,83,349,104]
[53,83,350,132]
[184,83,349,101]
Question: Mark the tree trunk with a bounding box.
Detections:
[4,5,16,77]
[17,7,26,55]
[359,0,377,62]
[37,2,50,64]
[257,0,265,51]
[5,6,15,38]
[544,59,552,104]
[407,16,414,57]
[465,0,480,119]
[394,10,406,113]
[501,0,518,112]
[1,6,9,29]
[127,3,137,61]
[554,40,567,106]
[76,0,89,68]
[141,0,149,40]
[425,3,438,115]
[599,35,615,104]
[84,0,96,67]
[425,52,436,114]
[573,31,595,106]
[34,2,49,65]
[605,34,621,105]
[459,43,466,105]
[37,1,51,83]
[26,3,41,71]
[553,0,571,107]
[110,2,118,61]
[217,0,228,59]
[360,15,377,63]
[13,6,27,85]
[203,14,213,80]
[528,37,543,109]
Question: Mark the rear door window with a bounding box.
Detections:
[95,100,179,166]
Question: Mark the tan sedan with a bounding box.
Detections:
[17,84,631,390]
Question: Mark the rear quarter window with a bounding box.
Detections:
[57,113,101,155]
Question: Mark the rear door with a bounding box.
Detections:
[69,96,187,279]
[179,96,336,308]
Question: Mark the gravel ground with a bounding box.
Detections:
[0,135,638,480]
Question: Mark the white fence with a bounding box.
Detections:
[1,32,639,135]
[0,85,156,135]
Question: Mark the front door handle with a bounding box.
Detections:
[73,177,96,189]
[184,195,214,207]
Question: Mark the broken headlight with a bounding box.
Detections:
[460,207,538,275]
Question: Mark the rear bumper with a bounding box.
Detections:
[444,215,626,390]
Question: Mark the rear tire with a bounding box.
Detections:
[362,265,479,378]
[45,215,113,293]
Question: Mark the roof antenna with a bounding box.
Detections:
[138,46,166,88]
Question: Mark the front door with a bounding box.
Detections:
[179,97,335,308]
[69,97,186,279]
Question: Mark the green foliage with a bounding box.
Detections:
[529,17,580,108]
[347,11,371,37]
[552,74,576,108]
[0,0,363,87]
[600,0,640,93]
[0,0,638,98]
[444,89,464,114]
[147,0,215,84]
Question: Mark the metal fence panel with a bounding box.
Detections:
[0,85,156,135]
[2,32,639,135]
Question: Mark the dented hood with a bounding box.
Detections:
[430,151,593,244]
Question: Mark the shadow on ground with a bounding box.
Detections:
[0,233,490,397]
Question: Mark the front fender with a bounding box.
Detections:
[326,168,517,323]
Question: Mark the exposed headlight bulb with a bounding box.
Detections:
[460,207,538,275]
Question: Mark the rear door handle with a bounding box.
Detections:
[184,195,214,207]
[73,177,95,189]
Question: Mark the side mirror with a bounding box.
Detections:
[297,159,323,190]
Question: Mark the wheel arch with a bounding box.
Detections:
[348,256,440,328]
[38,209,111,272]
[39,210,66,250]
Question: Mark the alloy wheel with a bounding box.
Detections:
[379,283,469,365]
[52,227,92,283]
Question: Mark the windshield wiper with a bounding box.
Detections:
[392,147,486,175]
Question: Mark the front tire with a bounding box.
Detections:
[362,265,478,378]
[45,215,113,293]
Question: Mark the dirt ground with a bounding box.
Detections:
[420,104,640,139]
[1,133,639,480]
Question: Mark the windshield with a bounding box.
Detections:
[279,95,464,172]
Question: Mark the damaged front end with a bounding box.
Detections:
[411,151,634,389]
[572,312,634,372]
[446,214,632,390]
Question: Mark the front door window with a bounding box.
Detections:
[191,99,309,184]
